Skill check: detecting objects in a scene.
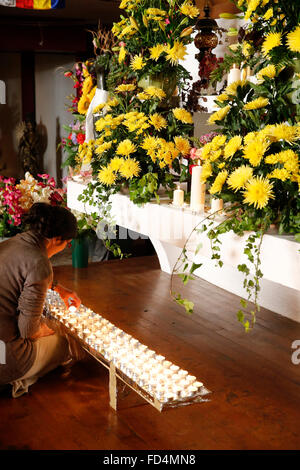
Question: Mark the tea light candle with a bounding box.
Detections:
[211,197,223,213]
[190,165,205,212]
[227,63,240,85]
[173,184,184,207]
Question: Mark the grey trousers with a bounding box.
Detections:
[10,333,71,398]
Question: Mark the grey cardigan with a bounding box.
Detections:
[0,231,52,385]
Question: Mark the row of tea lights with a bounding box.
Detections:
[45,290,205,404]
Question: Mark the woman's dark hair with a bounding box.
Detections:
[23,203,78,240]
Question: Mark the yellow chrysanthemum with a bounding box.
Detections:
[109,157,125,172]
[180,1,199,18]
[98,166,117,186]
[95,141,113,155]
[93,103,106,114]
[87,86,96,102]
[261,32,282,56]
[78,95,91,115]
[149,44,165,61]
[137,92,149,101]
[172,107,193,124]
[149,113,167,131]
[201,142,213,160]
[244,97,269,110]
[165,41,186,65]
[243,176,274,209]
[286,26,300,53]
[224,136,243,159]
[141,135,159,153]
[144,86,166,100]
[200,161,212,182]
[243,138,269,166]
[107,97,119,108]
[267,168,290,181]
[118,46,127,64]
[244,0,260,20]
[265,123,299,143]
[209,170,228,195]
[211,135,227,150]
[227,166,253,191]
[244,132,257,145]
[174,136,191,156]
[225,80,248,96]
[216,94,230,103]
[116,139,136,157]
[256,65,276,82]
[208,105,230,124]
[242,41,252,58]
[81,75,93,96]
[264,7,273,20]
[115,84,136,93]
[119,158,141,179]
[130,55,146,71]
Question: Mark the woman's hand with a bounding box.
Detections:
[55,283,81,309]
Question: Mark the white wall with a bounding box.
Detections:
[35,54,76,183]
[0,52,22,178]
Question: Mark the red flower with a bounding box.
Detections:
[189,164,198,175]
[76,133,85,145]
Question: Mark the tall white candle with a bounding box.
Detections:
[173,184,184,207]
[190,165,205,212]
[227,64,240,85]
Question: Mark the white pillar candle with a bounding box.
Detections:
[227,64,240,85]
[190,165,205,212]
[173,184,184,207]
[211,198,223,213]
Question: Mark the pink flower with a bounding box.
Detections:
[165,18,170,25]
[38,173,50,180]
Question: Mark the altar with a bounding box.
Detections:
[67,180,300,323]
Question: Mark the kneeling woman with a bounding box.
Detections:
[0,202,81,397]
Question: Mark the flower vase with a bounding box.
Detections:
[138,73,177,104]
[71,238,89,268]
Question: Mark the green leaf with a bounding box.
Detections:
[190,263,202,274]
[240,298,247,309]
